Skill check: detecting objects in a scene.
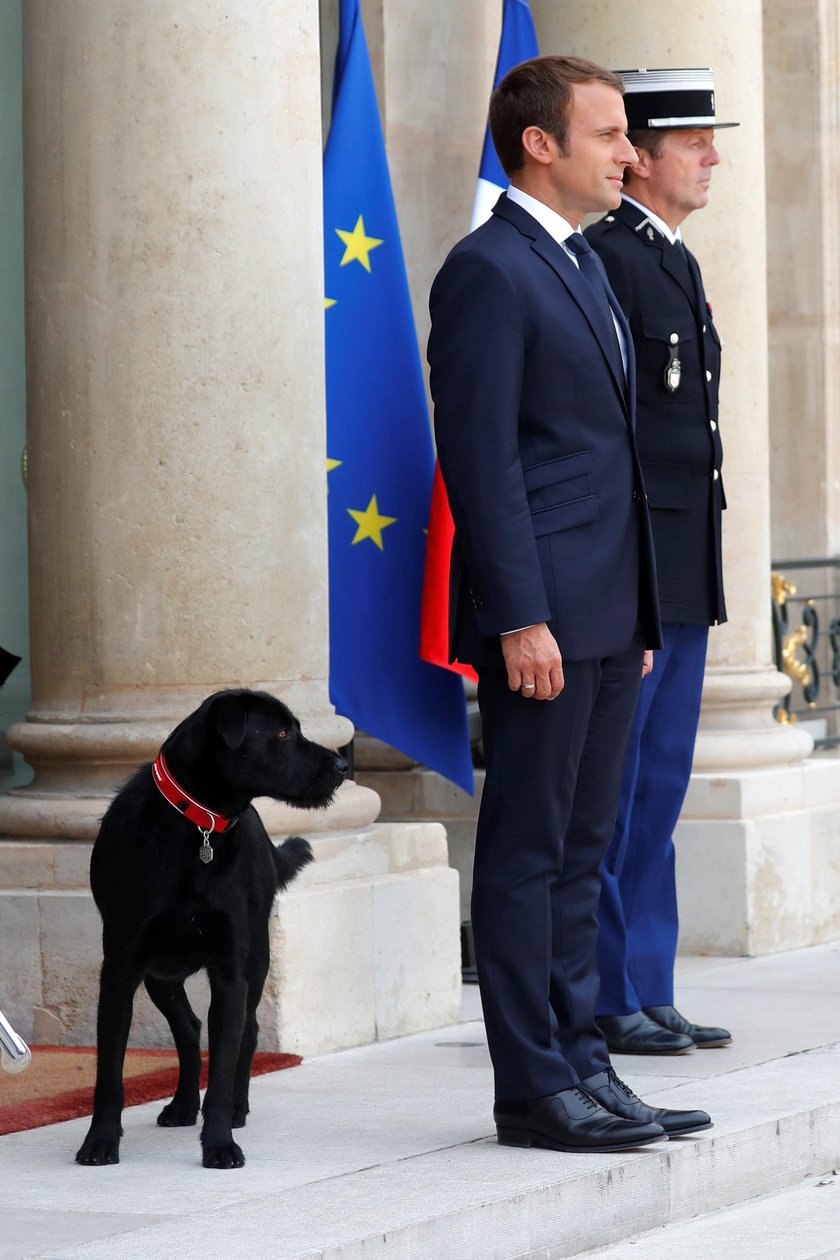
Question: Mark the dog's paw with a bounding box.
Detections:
[231,1104,249,1129]
[158,1097,200,1127]
[202,1139,245,1169]
[75,1135,120,1166]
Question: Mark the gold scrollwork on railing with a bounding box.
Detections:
[771,571,796,607]
[771,572,817,724]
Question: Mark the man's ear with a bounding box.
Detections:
[213,692,249,750]
[625,146,652,181]
[521,125,556,167]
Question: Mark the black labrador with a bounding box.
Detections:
[75,688,348,1169]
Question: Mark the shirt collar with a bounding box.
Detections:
[621,193,682,246]
[506,185,580,248]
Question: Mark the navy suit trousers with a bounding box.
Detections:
[474,638,644,1101]
[596,621,709,1015]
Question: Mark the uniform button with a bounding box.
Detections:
[702,323,707,332]
[633,490,641,501]
[710,420,717,431]
[669,332,679,344]
[705,370,712,382]
[713,469,720,481]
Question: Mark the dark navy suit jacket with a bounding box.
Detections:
[428,193,662,666]
[586,198,726,625]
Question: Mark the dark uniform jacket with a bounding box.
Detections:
[428,193,662,666]
[586,197,727,626]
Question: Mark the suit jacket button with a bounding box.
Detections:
[713,469,720,481]
[711,419,718,431]
[633,489,641,501]
[706,369,713,382]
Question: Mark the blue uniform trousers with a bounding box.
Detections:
[596,621,708,1015]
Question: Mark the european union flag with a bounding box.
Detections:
[323,0,473,793]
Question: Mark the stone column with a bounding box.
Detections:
[0,0,459,1053]
[532,0,840,953]
[763,0,840,562]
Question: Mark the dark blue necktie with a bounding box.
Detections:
[564,232,625,382]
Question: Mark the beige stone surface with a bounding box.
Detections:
[675,758,840,954]
[373,867,461,1039]
[764,0,840,559]
[10,0,353,823]
[378,1,498,366]
[267,880,378,1056]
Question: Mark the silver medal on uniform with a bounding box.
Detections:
[665,332,681,392]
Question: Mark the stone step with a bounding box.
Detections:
[577,1169,840,1260]
[3,948,840,1260]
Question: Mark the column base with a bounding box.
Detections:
[693,665,813,770]
[675,754,840,955]
[0,820,460,1056]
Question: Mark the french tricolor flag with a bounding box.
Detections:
[420,0,539,680]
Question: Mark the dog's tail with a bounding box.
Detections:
[273,836,314,889]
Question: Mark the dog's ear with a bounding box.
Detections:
[214,692,250,750]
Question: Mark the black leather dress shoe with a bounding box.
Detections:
[643,1004,732,1048]
[596,1011,694,1055]
[493,1086,665,1152]
[580,1067,712,1137]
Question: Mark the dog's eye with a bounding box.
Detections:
[277,729,289,740]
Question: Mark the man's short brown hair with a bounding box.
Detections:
[627,128,667,159]
[489,55,624,176]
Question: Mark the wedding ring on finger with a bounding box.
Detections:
[522,683,536,694]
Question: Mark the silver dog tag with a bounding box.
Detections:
[199,830,214,864]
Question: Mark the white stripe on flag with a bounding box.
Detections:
[470,176,505,232]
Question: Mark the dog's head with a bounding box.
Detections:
[164,689,349,812]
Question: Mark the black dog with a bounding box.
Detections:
[75,688,348,1169]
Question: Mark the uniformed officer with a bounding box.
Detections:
[585,68,736,1055]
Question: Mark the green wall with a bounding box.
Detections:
[0,0,29,766]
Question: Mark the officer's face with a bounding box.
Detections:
[537,81,637,223]
[644,128,720,223]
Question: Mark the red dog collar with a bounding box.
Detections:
[152,752,237,835]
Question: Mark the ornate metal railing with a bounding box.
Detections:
[771,556,840,748]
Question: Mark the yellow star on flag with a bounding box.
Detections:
[326,457,342,473]
[324,297,337,309]
[347,495,396,550]
[336,216,383,272]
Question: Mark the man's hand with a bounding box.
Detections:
[500,623,564,700]
[642,649,654,678]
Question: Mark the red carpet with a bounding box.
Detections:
[0,1046,301,1136]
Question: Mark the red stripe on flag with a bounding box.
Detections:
[420,463,479,684]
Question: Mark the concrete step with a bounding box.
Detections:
[577,1169,840,1260]
[2,946,840,1260]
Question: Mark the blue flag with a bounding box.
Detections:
[323,0,473,793]
[471,0,540,228]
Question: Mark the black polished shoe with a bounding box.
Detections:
[596,1011,694,1055]
[493,1086,665,1152]
[580,1067,712,1137]
[643,1004,732,1048]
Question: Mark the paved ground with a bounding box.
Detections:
[1,943,840,1259]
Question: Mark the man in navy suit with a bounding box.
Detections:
[586,69,736,1057]
[428,55,711,1152]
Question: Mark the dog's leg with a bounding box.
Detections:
[231,943,270,1128]
[144,976,202,1127]
[75,959,141,1165]
[200,968,247,1168]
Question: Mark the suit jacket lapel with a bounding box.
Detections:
[492,194,629,414]
[529,230,629,413]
